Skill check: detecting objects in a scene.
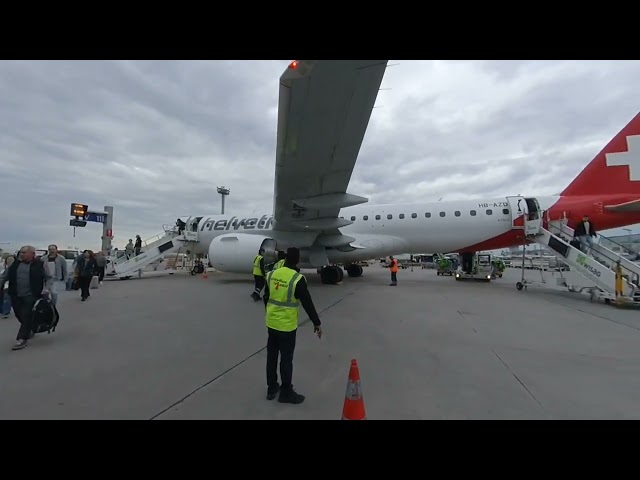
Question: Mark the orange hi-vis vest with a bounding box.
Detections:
[389,259,399,273]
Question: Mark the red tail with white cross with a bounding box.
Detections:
[561,111,640,197]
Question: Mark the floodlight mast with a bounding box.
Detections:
[217,186,230,215]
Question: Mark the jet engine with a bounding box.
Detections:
[208,233,278,273]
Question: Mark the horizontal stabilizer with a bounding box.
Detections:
[604,199,640,212]
[290,217,353,230]
[291,193,368,210]
[315,234,357,248]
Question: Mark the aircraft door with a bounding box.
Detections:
[523,198,542,235]
[506,196,526,230]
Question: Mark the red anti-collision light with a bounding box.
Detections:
[289,60,299,69]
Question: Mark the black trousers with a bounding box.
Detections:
[13,295,37,341]
[266,327,297,391]
[78,276,91,298]
[97,267,105,282]
[391,271,397,283]
[254,275,265,295]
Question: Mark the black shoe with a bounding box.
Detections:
[278,387,305,404]
[266,385,280,400]
[12,339,27,351]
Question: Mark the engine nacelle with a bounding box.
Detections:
[208,233,278,273]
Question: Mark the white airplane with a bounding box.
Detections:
[161,60,640,285]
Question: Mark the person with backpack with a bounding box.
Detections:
[0,246,53,350]
[75,250,97,302]
[134,235,142,256]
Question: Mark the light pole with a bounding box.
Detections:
[217,186,230,215]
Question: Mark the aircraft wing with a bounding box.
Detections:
[272,60,388,240]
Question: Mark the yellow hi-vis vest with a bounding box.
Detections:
[253,255,264,277]
[266,267,304,332]
[273,259,285,270]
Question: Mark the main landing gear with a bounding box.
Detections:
[318,264,363,285]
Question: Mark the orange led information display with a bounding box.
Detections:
[70,203,88,217]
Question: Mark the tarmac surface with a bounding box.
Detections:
[1,264,640,420]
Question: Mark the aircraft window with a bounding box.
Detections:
[486,209,493,215]
[387,214,392,220]
[375,215,381,220]
[454,211,461,217]
[399,214,405,219]
[502,208,509,215]
[470,210,477,216]
[439,212,445,217]
[350,216,356,221]
[425,212,431,218]
[363,216,368,220]
[411,213,417,218]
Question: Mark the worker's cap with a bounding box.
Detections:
[286,247,300,264]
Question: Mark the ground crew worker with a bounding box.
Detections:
[388,255,399,286]
[272,251,286,271]
[251,248,266,301]
[263,247,322,404]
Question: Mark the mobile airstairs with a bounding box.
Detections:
[106,218,201,280]
[507,196,640,307]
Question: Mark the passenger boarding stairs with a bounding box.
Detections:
[108,223,199,279]
[512,200,640,305]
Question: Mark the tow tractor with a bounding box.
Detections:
[455,253,493,282]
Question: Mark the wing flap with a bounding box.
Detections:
[604,199,640,212]
[289,217,353,231]
[291,193,368,210]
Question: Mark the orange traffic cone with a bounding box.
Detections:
[342,359,366,420]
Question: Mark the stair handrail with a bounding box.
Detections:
[548,220,640,259]
[546,223,639,292]
[163,224,181,235]
[142,232,168,248]
[597,234,640,259]
[547,223,621,266]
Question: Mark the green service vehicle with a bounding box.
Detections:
[435,254,456,276]
[491,258,506,278]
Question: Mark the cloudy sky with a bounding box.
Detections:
[1,59,640,251]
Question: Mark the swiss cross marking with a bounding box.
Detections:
[605,135,640,181]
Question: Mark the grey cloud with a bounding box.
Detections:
[356,60,640,208]
[1,60,640,250]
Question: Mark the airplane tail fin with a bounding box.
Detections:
[561,111,640,197]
